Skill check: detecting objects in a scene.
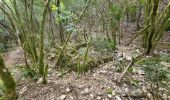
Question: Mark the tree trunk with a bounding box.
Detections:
[0,55,17,100]
[146,0,160,54]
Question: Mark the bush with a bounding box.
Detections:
[142,56,170,85]
[91,37,116,52]
[141,55,170,98]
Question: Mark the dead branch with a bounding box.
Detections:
[117,57,134,83]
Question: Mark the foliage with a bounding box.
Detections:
[142,56,170,85]
[143,64,170,85]
[21,68,37,81]
[141,55,170,98]
[105,88,112,94]
[109,3,123,22]
[91,37,116,52]
[0,1,170,99]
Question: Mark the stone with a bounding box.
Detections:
[97,96,102,100]
[112,90,116,96]
[37,78,43,84]
[107,94,112,98]
[59,95,67,100]
[66,87,72,93]
[115,96,121,100]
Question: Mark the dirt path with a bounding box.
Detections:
[4,48,24,67]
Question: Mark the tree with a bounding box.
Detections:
[0,54,17,100]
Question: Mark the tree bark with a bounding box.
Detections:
[0,55,17,100]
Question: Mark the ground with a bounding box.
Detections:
[2,23,170,100]
[3,46,169,100]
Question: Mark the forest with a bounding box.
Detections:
[0,0,170,100]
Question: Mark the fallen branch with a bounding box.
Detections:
[117,57,134,83]
[117,53,146,83]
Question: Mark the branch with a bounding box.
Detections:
[126,25,151,46]
[117,57,134,83]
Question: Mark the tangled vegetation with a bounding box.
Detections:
[0,0,170,100]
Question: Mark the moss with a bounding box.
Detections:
[0,55,17,100]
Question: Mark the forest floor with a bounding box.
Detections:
[3,22,170,100]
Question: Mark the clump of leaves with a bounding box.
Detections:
[143,64,170,84]
[142,55,170,84]
[109,3,123,22]
[106,88,113,94]
[21,68,38,81]
[91,37,116,52]
[0,31,12,53]
[142,55,170,98]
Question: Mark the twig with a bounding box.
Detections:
[126,25,151,46]
[117,53,146,83]
[75,0,92,24]
[117,58,134,83]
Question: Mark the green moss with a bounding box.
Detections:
[0,55,17,100]
[106,88,112,94]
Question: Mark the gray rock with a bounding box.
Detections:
[97,96,102,100]
[115,96,121,100]
[59,94,67,100]
[66,87,72,93]
[107,94,112,98]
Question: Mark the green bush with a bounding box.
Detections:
[142,56,170,87]
[91,37,116,52]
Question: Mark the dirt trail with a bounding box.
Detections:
[4,48,24,67]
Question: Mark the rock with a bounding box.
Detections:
[117,51,123,58]
[125,55,132,61]
[147,93,153,99]
[59,95,67,100]
[168,96,170,99]
[68,95,74,100]
[112,90,116,96]
[115,96,121,100]
[98,70,107,74]
[78,85,84,89]
[97,96,102,100]
[37,78,43,84]
[84,88,89,94]
[137,69,145,75]
[124,88,129,93]
[136,49,140,53]
[81,88,89,95]
[93,73,97,76]
[107,94,112,98]
[118,57,123,61]
[90,94,94,98]
[66,87,72,93]
[154,51,158,54]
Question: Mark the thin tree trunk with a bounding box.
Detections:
[38,0,51,76]
[146,0,160,54]
[0,55,17,100]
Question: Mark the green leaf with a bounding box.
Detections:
[51,4,58,11]
[60,2,65,10]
